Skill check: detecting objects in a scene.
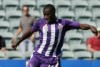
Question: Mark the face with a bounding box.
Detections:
[22,6,29,16]
[97,31,100,38]
[43,8,55,22]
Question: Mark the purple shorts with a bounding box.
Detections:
[27,52,58,67]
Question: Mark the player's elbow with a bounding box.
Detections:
[80,24,90,30]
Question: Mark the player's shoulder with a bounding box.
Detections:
[58,18,72,25]
[58,18,71,23]
[36,18,44,23]
[34,18,45,25]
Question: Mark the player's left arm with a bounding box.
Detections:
[65,19,98,35]
[79,24,98,35]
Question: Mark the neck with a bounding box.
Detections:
[25,14,30,17]
[48,16,57,24]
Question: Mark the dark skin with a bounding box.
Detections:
[12,7,98,50]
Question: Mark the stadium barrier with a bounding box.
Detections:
[61,59,100,67]
[0,60,26,67]
[0,59,100,67]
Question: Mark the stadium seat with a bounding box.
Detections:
[37,0,53,17]
[70,44,88,51]
[62,51,75,59]
[0,51,6,59]
[74,51,92,59]
[1,32,13,50]
[37,0,53,9]
[54,0,71,12]
[6,10,22,31]
[25,51,33,60]
[34,32,39,39]
[6,10,22,21]
[3,0,19,11]
[0,21,10,32]
[29,10,41,19]
[92,10,100,21]
[6,51,24,59]
[75,10,92,23]
[88,0,100,11]
[95,18,100,27]
[83,31,94,42]
[0,10,6,21]
[58,10,74,20]
[20,0,36,10]
[82,22,96,42]
[71,0,88,12]
[0,31,13,38]
[93,51,100,59]
[65,30,77,42]
[34,39,39,47]
[66,32,83,45]
[0,0,3,10]
[62,43,70,51]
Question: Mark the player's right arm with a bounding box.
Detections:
[12,29,34,50]
[12,19,40,50]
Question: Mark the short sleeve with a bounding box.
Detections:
[65,19,80,29]
[32,20,40,32]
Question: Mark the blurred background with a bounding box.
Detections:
[0,0,100,67]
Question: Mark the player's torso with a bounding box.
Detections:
[39,19,64,45]
[35,19,66,57]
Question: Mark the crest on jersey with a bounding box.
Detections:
[58,23,63,30]
[43,24,48,31]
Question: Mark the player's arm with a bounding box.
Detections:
[12,20,40,50]
[12,29,34,50]
[29,17,36,42]
[65,20,97,35]
[30,33,35,42]
[79,24,98,35]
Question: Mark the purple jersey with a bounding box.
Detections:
[32,18,80,57]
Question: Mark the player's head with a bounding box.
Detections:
[97,27,100,38]
[43,4,56,23]
[22,5,29,16]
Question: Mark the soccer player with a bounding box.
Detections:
[12,4,97,67]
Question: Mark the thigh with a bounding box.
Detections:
[27,54,41,67]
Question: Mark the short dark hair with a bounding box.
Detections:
[22,5,29,10]
[43,4,56,13]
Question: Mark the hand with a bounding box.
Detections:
[90,26,98,35]
[11,44,17,50]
